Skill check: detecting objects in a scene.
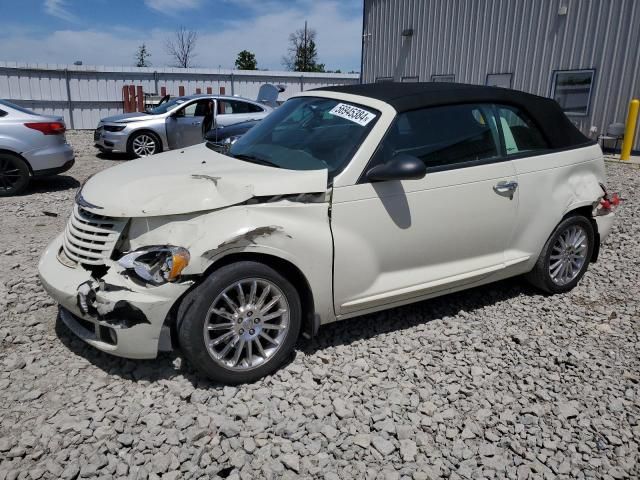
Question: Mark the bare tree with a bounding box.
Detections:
[165,26,198,68]
[282,21,325,72]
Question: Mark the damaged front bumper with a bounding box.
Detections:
[38,234,191,359]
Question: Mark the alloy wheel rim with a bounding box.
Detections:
[549,224,588,286]
[0,158,22,192]
[132,135,156,156]
[203,278,290,371]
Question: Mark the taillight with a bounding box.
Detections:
[597,184,621,215]
[24,122,66,135]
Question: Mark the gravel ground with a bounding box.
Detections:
[0,131,638,480]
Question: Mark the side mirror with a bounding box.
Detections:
[366,154,427,182]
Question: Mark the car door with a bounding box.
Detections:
[166,99,210,149]
[494,104,577,268]
[331,103,520,317]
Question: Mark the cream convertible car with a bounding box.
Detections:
[39,83,618,384]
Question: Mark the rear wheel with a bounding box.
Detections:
[526,215,594,294]
[0,153,30,197]
[178,261,301,384]
[127,131,161,158]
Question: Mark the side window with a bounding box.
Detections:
[496,105,548,155]
[180,102,197,117]
[222,100,263,114]
[247,103,264,113]
[218,100,233,114]
[372,103,501,171]
[179,100,211,117]
[229,100,250,114]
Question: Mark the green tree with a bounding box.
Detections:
[135,43,151,67]
[235,50,258,70]
[282,21,325,73]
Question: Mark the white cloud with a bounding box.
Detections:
[44,0,78,22]
[144,0,203,13]
[3,1,362,71]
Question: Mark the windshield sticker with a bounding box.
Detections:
[328,103,376,126]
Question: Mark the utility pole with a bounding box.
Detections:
[303,21,308,72]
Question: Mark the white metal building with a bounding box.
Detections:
[361,0,640,152]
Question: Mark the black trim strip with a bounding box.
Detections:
[33,158,75,176]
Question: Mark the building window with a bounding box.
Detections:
[401,76,419,83]
[431,74,455,83]
[486,73,512,89]
[551,69,595,116]
[376,77,393,83]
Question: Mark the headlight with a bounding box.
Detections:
[103,125,126,132]
[118,246,190,285]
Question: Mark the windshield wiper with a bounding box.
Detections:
[232,153,281,168]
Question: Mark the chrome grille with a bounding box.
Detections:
[62,205,127,265]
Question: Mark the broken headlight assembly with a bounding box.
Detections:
[117,246,190,285]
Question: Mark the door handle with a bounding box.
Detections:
[493,180,518,197]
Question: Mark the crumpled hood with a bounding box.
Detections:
[101,112,152,123]
[79,143,328,217]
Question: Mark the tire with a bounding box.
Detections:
[177,261,302,384]
[127,131,161,158]
[0,153,30,197]
[526,214,595,294]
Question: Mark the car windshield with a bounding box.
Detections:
[225,96,379,177]
[148,97,188,115]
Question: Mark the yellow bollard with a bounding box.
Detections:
[621,99,639,161]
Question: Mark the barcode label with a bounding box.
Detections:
[328,103,376,126]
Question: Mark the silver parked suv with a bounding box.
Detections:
[0,100,75,196]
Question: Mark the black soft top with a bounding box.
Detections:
[315,82,592,149]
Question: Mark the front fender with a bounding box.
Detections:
[122,201,336,323]
[126,119,170,151]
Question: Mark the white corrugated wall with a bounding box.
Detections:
[0,63,359,129]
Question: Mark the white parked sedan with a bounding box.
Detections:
[39,83,618,384]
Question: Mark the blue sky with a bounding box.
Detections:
[0,0,363,71]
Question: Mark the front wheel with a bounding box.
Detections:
[177,261,301,384]
[526,215,595,294]
[127,131,161,158]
